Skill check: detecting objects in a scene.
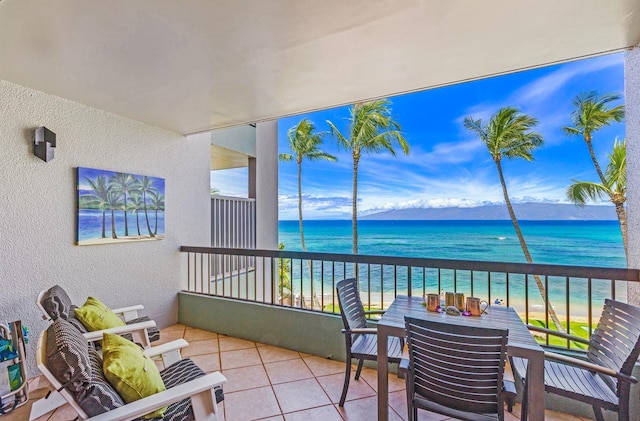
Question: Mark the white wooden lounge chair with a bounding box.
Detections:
[30,318,226,421]
[37,285,161,348]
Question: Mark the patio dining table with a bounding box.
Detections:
[377,295,545,421]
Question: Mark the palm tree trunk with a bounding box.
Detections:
[585,135,607,185]
[101,208,107,238]
[154,209,158,235]
[495,159,565,332]
[614,202,628,261]
[352,156,359,254]
[297,161,306,251]
[136,212,141,235]
[143,191,155,237]
[110,209,118,239]
[122,192,129,236]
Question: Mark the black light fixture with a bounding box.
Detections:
[34,126,56,162]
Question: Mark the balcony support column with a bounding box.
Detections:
[626,42,640,306]
[255,120,279,301]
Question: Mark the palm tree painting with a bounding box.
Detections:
[76,167,165,245]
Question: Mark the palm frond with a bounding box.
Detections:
[566,181,610,206]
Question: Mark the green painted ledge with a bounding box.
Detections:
[178,292,346,360]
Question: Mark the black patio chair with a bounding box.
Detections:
[335,278,403,407]
[512,299,640,421]
[399,317,508,421]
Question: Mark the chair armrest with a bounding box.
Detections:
[88,372,227,421]
[527,325,590,345]
[341,328,378,335]
[399,358,409,372]
[544,351,638,384]
[111,304,145,322]
[144,339,189,358]
[82,320,156,342]
[363,310,386,315]
[144,339,189,367]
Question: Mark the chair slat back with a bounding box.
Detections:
[36,329,89,419]
[336,278,367,332]
[587,299,640,385]
[405,316,507,416]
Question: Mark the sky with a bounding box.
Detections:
[211,52,625,220]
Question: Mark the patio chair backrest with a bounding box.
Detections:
[586,299,640,390]
[336,278,367,334]
[36,322,90,419]
[405,316,507,416]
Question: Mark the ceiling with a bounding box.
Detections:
[1,0,639,135]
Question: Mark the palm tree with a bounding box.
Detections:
[327,99,409,254]
[563,92,625,185]
[104,190,123,239]
[139,176,157,237]
[464,107,565,332]
[148,191,165,235]
[84,176,109,238]
[279,118,336,251]
[568,139,627,258]
[128,192,144,236]
[109,173,140,237]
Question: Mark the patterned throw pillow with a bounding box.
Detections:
[45,318,91,392]
[41,285,73,320]
[74,349,125,416]
[74,297,126,331]
[102,333,166,419]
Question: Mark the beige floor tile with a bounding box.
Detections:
[302,355,345,377]
[264,359,313,384]
[184,328,218,341]
[219,336,257,352]
[337,396,404,421]
[273,378,332,413]
[181,338,219,357]
[360,366,406,392]
[222,364,271,393]
[259,416,285,421]
[258,345,300,363]
[189,353,221,373]
[224,386,281,421]
[283,404,344,421]
[154,329,185,345]
[316,372,376,404]
[161,323,187,332]
[220,348,262,370]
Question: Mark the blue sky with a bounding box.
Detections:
[211,53,625,220]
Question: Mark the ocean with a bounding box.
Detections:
[278,220,625,268]
[278,220,627,316]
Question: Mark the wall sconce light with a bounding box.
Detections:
[34,126,56,162]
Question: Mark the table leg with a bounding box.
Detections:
[377,328,389,421]
[526,350,545,421]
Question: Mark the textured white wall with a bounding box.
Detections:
[0,79,211,376]
[626,44,640,305]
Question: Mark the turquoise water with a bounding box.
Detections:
[279,220,625,267]
[278,220,626,312]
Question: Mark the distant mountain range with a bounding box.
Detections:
[361,203,617,220]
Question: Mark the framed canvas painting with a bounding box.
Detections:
[76,167,165,245]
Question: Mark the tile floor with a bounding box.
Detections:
[8,324,595,421]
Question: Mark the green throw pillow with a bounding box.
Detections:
[74,297,126,331]
[102,333,167,419]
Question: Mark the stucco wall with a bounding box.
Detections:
[0,79,211,376]
[626,43,640,305]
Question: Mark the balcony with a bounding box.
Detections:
[20,324,592,421]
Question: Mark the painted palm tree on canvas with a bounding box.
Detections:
[76,167,165,245]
